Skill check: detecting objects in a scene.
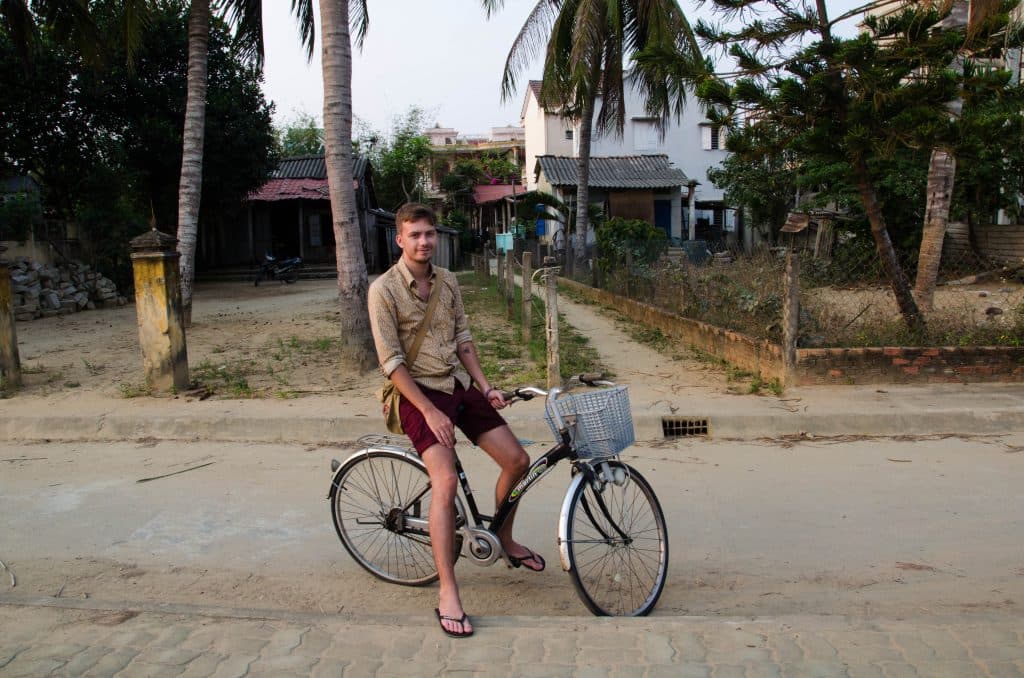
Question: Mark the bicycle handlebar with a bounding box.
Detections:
[499,373,615,404]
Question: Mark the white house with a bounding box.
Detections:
[521,79,738,244]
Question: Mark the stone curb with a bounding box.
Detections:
[3,407,1024,444]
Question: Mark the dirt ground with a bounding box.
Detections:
[804,282,1024,332]
[13,280,357,400]
[11,275,739,403]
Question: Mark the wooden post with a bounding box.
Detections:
[505,250,515,320]
[545,259,560,388]
[496,251,505,294]
[130,229,190,392]
[0,247,22,389]
[522,251,533,343]
[625,250,633,298]
[783,251,800,386]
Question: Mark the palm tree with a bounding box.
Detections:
[176,0,286,325]
[175,0,210,327]
[484,0,703,272]
[306,0,376,368]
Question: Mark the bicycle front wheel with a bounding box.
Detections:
[563,461,668,616]
[330,450,461,586]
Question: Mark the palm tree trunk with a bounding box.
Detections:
[176,0,210,327]
[319,0,375,370]
[852,157,926,335]
[574,90,597,276]
[914,148,956,312]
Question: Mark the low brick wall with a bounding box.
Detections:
[560,278,1024,386]
[797,346,1024,385]
[559,278,786,382]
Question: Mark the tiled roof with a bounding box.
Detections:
[536,155,688,189]
[272,155,369,180]
[471,184,525,205]
[249,178,329,202]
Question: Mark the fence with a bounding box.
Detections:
[542,232,1024,385]
[471,250,562,387]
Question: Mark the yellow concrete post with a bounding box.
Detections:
[0,247,22,388]
[130,229,190,392]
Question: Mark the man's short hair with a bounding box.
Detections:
[395,203,437,233]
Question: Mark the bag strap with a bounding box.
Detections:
[405,271,442,367]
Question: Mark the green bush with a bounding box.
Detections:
[0,193,42,243]
[595,217,668,273]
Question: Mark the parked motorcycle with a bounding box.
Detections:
[254,253,302,286]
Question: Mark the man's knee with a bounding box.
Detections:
[509,448,530,476]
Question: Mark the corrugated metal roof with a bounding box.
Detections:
[536,155,688,189]
[272,155,369,180]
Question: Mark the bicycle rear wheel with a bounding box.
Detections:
[563,461,668,616]
[330,449,462,586]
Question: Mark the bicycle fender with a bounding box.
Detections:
[556,472,588,573]
[327,446,425,499]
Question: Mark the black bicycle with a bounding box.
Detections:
[327,374,669,616]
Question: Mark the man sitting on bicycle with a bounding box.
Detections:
[368,203,545,638]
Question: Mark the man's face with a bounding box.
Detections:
[396,218,437,264]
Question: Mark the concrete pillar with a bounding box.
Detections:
[130,229,190,392]
[0,246,22,389]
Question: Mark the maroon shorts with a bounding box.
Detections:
[399,381,507,454]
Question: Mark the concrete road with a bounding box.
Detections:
[2,433,1022,624]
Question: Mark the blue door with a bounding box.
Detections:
[654,200,672,238]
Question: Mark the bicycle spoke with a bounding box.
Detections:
[566,464,668,616]
[333,452,451,586]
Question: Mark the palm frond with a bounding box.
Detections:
[350,0,369,49]
[500,0,562,101]
[119,0,152,70]
[291,0,316,62]
[219,0,264,67]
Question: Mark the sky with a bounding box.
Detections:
[260,0,866,138]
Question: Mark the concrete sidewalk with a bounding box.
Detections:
[2,596,1022,677]
[2,381,1024,444]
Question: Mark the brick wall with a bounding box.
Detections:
[797,346,1024,385]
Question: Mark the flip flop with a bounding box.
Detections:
[508,547,546,572]
[434,608,474,638]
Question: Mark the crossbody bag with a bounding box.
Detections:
[377,276,441,434]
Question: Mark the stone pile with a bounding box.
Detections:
[7,258,128,321]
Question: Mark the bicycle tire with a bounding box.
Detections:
[330,449,462,586]
[563,461,668,616]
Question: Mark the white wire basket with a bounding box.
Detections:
[545,385,635,459]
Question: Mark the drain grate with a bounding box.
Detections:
[662,417,709,438]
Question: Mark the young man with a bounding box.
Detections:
[367,203,544,639]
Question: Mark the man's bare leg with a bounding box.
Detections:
[475,426,542,567]
[420,443,473,636]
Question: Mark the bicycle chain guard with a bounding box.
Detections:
[463,527,502,567]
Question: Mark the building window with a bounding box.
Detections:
[701,125,725,150]
[633,120,658,152]
[564,129,573,141]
